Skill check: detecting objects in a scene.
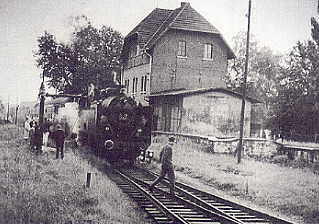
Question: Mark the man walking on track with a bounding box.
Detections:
[52,124,66,160]
[149,136,176,196]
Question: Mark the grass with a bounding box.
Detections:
[0,124,152,224]
[5,123,318,223]
[149,136,319,224]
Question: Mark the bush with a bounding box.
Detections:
[271,155,289,164]
[312,162,319,174]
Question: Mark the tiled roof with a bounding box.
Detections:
[124,2,234,59]
[145,6,184,47]
[126,8,173,46]
[170,4,220,34]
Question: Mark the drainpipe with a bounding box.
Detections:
[143,48,152,95]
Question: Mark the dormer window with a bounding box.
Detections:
[129,45,139,58]
[178,41,186,57]
[204,43,213,60]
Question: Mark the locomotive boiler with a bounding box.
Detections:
[78,86,152,163]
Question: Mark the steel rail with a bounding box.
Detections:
[120,168,243,224]
[113,169,189,224]
[175,181,294,224]
[145,168,295,224]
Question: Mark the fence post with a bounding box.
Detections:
[245,176,249,195]
[211,141,215,153]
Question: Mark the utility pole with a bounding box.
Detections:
[38,73,46,151]
[6,96,10,122]
[237,0,251,164]
[39,82,45,127]
[15,105,19,125]
[15,96,19,125]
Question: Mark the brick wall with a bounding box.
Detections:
[151,29,228,93]
[151,91,253,137]
[182,92,251,137]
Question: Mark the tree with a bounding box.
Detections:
[225,32,282,134]
[273,40,319,139]
[269,17,319,139]
[311,17,319,45]
[35,16,123,94]
[226,32,281,109]
[225,31,258,90]
[228,19,319,140]
[0,99,4,115]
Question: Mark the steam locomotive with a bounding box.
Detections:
[77,86,152,163]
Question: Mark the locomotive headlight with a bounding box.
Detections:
[105,126,110,131]
[138,150,145,162]
[104,140,114,150]
[147,151,154,158]
[146,150,154,164]
[137,128,142,133]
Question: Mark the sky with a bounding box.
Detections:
[0,0,317,104]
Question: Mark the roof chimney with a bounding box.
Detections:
[181,2,188,7]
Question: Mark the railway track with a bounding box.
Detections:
[106,166,294,224]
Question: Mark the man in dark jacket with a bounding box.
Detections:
[29,121,42,154]
[149,136,176,195]
[53,124,66,160]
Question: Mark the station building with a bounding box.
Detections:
[120,2,262,137]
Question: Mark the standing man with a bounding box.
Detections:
[149,136,176,196]
[33,122,43,154]
[29,121,35,150]
[23,117,31,141]
[53,124,66,160]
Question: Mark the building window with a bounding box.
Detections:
[54,106,59,114]
[129,47,135,58]
[136,45,140,56]
[141,76,144,92]
[141,75,147,94]
[144,75,147,93]
[132,77,138,95]
[125,79,130,93]
[129,45,139,58]
[178,41,186,57]
[135,78,138,94]
[204,43,213,59]
[132,78,135,94]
